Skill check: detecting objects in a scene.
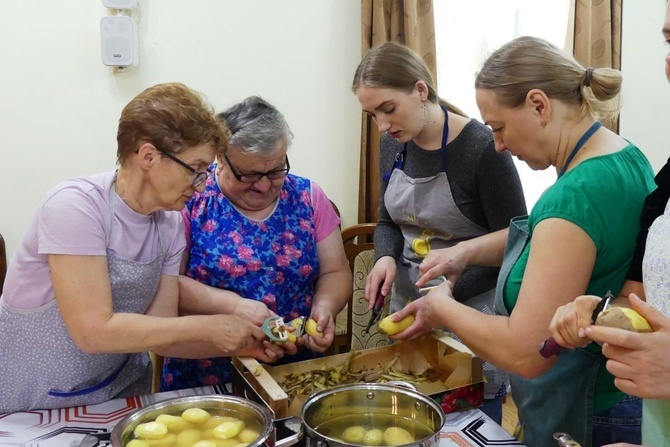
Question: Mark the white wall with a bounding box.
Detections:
[0,1,362,258]
[620,0,670,171]
[1,1,667,260]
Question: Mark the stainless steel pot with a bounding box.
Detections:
[299,383,445,447]
[110,394,299,447]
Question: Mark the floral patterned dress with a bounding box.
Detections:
[161,172,320,391]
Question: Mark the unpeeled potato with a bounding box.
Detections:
[378,313,415,335]
[596,307,653,333]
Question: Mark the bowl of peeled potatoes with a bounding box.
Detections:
[110,394,299,447]
[298,382,445,447]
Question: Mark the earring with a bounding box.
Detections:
[422,101,427,127]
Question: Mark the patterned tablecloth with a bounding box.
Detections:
[0,386,524,447]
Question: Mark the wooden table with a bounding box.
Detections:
[0,385,524,447]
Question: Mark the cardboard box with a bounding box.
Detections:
[231,331,484,419]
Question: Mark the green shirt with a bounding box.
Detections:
[503,144,655,412]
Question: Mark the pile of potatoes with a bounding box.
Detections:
[126,407,261,447]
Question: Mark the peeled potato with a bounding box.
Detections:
[383,427,414,446]
[134,421,169,440]
[193,441,218,447]
[305,318,324,337]
[212,420,245,439]
[341,425,366,443]
[175,428,202,447]
[200,416,228,430]
[206,439,240,447]
[378,313,415,335]
[144,433,176,446]
[126,440,151,447]
[182,408,211,423]
[596,307,653,333]
[155,414,193,432]
[238,428,261,443]
[363,428,383,446]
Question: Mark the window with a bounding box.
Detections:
[435,0,571,210]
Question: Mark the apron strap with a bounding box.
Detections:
[382,105,450,181]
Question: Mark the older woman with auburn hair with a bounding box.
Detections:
[0,83,283,413]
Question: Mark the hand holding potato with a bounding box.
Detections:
[302,311,335,353]
[386,280,456,340]
[584,293,670,400]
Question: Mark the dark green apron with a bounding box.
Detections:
[493,215,601,447]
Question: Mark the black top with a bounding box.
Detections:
[375,119,527,302]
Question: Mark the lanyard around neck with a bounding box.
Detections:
[557,121,602,178]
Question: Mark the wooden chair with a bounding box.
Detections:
[329,223,377,354]
[350,250,391,351]
[0,232,7,294]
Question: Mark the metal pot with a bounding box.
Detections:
[110,394,299,447]
[299,383,445,447]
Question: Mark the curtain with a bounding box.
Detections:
[572,0,623,132]
[358,0,436,223]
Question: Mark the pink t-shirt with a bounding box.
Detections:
[181,179,340,251]
[3,171,185,309]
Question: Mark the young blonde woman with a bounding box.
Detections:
[352,42,527,423]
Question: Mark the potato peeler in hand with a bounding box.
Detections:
[539,290,613,358]
[362,290,386,336]
[260,316,306,342]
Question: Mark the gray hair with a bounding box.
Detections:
[216,96,293,154]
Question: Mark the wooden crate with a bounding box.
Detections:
[231,331,484,419]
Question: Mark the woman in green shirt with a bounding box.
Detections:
[390,36,655,447]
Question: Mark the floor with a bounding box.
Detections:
[502,393,519,435]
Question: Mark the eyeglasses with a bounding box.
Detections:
[223,153,290,183]
[158,149,209,188]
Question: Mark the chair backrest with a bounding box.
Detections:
[341,223,376,271]
[350,249,391,351]
[337,223,382,351]
[0,233,6,294]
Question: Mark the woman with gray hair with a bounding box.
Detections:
[161,96,351,391]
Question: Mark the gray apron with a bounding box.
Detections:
[0,179,161,413]
[384,106,503,397]
[492,122,605,446]
[494,218,600,447]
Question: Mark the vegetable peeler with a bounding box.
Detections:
[362,290,385,335]
[260,316,306,342]
[539,290,613,358]
[261,316,289,342]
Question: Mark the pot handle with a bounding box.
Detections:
[385,380,417,391]
[275,416,303,447]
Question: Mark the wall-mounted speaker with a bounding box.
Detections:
[102,0,137,9]
[100,15,136,67]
